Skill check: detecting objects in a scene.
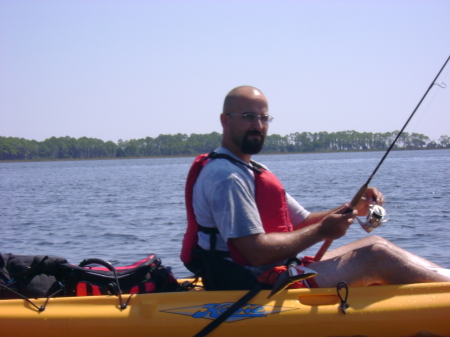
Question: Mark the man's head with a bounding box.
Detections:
[220,86,271,162]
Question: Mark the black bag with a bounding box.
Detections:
[61,254,179,296]
[0,253,67,299]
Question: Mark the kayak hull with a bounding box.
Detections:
[1,281,450,337]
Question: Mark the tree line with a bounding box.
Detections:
[1,131,449,161]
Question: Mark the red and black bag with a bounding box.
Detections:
[62,254,179,296]
[1,253,179,302]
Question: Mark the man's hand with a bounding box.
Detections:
[318,204,356,241]
[354,187,385,216]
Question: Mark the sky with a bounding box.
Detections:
[1,0,449,143]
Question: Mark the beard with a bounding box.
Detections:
[240,130,265,154]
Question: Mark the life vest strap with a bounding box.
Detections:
[198,225,231,259]
[207,152,263,173]
[198,225,220,235]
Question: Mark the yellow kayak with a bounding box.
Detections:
[1,281,450,337]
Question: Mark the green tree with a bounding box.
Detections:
[439,135,449,148]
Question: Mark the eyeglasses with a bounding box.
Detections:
[225,112,274,124]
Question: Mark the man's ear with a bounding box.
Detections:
[220,113,228,129]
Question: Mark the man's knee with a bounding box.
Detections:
[359,235,393,249]
[360,235,386,244]
[361,235,397,259]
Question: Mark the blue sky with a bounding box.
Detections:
[1,0,449,143]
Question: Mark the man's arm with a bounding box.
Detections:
[293,186,384,229]
[293,207,342,230]
[230,204,356,266]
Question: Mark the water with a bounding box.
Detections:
[1,150,449,278]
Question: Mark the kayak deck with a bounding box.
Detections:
[1,281,450,337]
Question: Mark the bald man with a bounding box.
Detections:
[180,86,450,290]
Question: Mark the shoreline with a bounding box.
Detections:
[1,147,447,164]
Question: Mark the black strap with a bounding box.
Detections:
[197,226,231,259]
[193,283,262,337]
[197,225,219,235]
[207,152,263,173]
[337,281,349,314]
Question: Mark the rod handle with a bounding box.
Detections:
[349,183,368,209]
[314,240,332,262]
[314,184,368,262]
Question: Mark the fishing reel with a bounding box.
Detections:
[356,204,388,233]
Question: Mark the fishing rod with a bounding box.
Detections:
[314,55,450,262]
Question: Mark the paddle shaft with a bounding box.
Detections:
[313,55,450,262]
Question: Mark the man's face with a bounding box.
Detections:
[225,94,269,155]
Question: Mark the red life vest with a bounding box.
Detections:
[180,152,293,267]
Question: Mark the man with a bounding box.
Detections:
[181,85,450,290]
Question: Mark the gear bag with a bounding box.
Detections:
[62,255,179,296]
[0,253,67,299]
[1,253,179,300]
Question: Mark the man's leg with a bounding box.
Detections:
[308,235,450,287]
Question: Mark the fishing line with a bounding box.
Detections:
[314,54,450,262]
[410,66,450,138]
[363,55,450,187]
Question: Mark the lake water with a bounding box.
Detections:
[1,149,449,278]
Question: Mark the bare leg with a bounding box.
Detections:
[322,235,442,268]
[308,235,450,287]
